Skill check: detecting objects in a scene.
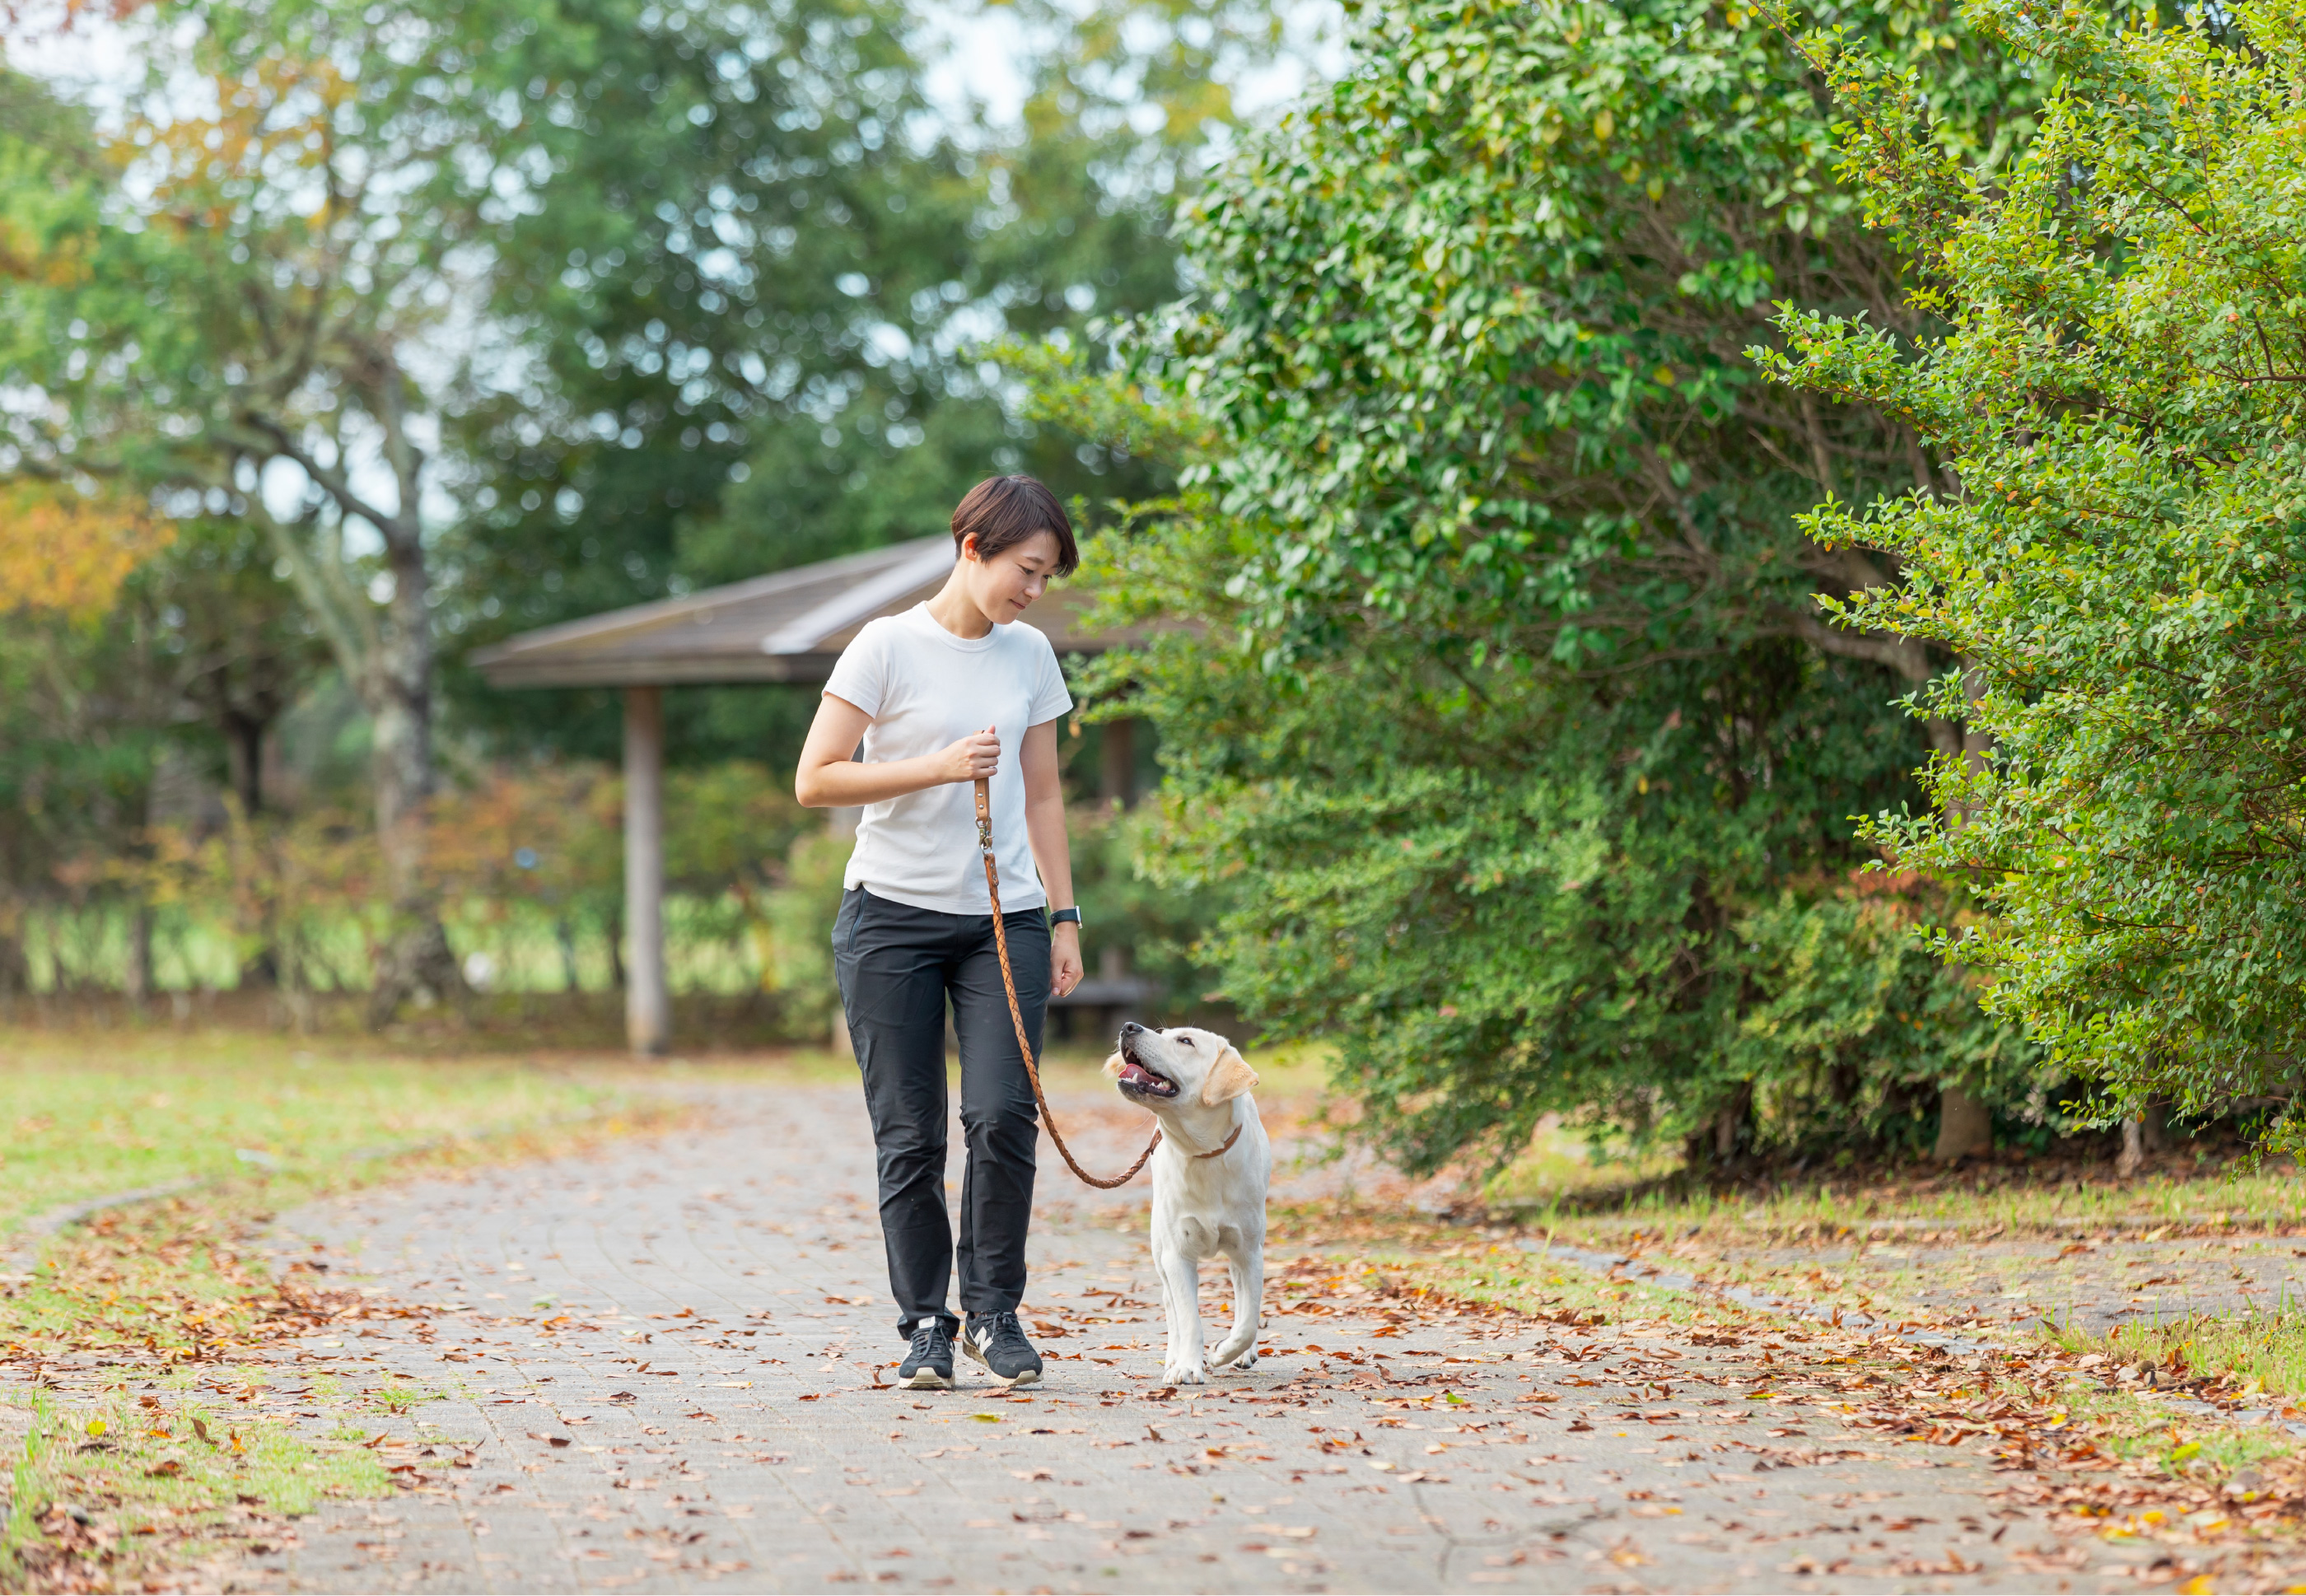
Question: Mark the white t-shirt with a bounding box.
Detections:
[823,602,1075,916]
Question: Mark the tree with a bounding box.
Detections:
[441,0,1296,772]
[1767,0,2306,1150]
[0,2,525,1012]
[143,520,329,818]
[0,77,175,621]
[1076,0,2056,1174]
[0,484,172,620]
[11,0,950,1015]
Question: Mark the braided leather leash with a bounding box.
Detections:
[974,771,1237,1189]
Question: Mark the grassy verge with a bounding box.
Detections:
[2043,1311,2306,1406]
[1487,1146,2306,1244]
[0,1029,657,1234]
[0,1029,689,1589]
[2,1381,399,1589]
[1352,1246,1746,1331]
[1368,1248,2305,1521]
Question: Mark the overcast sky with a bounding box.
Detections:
[7,0,1343,141]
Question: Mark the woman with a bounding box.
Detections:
[794,475,1086,1389]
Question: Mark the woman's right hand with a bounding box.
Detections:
[936,729,1001,786]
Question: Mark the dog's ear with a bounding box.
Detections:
[1103,1051,1127,1080]
[1201,1045,1258,1107]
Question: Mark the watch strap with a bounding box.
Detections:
[1048,907,1083,928]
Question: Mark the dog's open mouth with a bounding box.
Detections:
[1113,1056,1179,1099]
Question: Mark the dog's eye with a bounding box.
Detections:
[1181,1036,1196,1048]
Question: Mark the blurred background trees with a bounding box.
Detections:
[0,0,1306,1024]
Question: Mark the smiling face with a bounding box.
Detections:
[959,528,1063,627]
[1106,1024,1258,1113]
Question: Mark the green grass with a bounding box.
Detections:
[0,1026,693,1587]
[1500,1156,2306,1244]
[2016,1380,2300,1486]
[0,1029,645,1236]
[2046,1309,2306,1404]
[2,1381,399,1580]
[1479,1122,1683,1210]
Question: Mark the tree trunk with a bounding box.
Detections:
[1935,1084,1993,1163]
[1685,1080,1753,1172]
[123,900,152,1006]
[362,520,463,1028]
[1100,717,1137,809]
[2116,1102,2166,1178]
[555,917,581,992]
[1927,661,1999,1168]
[1713,1080,1753,1164]
[224,712,266,814]
[248,362,461,1029]
[0,921,29,1000]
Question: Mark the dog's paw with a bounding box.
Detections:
[1163,1360,1207,1386]
[1210,1336,1258,1370]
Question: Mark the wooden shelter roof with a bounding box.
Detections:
[470,536,1124,689]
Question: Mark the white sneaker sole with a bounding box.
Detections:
[898,1367,951,1390]
[959,1337,1042,1386]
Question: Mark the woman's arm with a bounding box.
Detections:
[1020,718,1083,997]
[793,693,1001,808]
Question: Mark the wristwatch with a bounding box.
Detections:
[1049,906,1083,931]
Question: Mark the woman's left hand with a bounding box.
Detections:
[1050,922,1084,999]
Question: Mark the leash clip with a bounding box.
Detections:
[975,815,994,856]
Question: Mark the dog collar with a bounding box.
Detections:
[1165,1112,1244,1160]
[1189,1123,1243,1160]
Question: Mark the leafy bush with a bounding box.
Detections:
[1732,879,2059,1159]
[1061,0,2060,1174]
[1767,0,2306,1148]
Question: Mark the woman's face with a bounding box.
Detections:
[963,530,1064,623]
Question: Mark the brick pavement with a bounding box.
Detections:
[233,1078,2152,1594]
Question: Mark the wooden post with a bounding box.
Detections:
[623,685,670,1056]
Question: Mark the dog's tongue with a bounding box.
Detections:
[1117,1057,1167,1091]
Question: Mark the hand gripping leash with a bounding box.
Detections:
[973,767,1236,1189]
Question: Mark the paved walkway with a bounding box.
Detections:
[230,1078,2204,1593]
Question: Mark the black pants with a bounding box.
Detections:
[833,886,1048,1340]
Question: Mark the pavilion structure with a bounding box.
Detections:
[470,536,1146,1053]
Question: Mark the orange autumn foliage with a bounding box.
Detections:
[0,483,172,617]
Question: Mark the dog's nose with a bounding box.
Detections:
[1118,1021,1144,1037]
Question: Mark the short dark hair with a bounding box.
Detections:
[950,475,1079,577]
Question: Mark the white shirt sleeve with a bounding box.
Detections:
[824,621,890,717]
[1028,631,1073,726]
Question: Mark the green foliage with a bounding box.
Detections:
[1767,0,2306,1147]
[1069,800,1230,1009]
[1069,0,2058,1172]
[441,0,1286,771]
[1165,0,2037,662]
[1097,513,1992,1168]
[753,830,852,1034]
[1733,881,2056,1154]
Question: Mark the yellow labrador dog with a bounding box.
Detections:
[1104,1021,1271,1384]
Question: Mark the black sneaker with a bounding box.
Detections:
[961,1310,1043,1386]
[898,1320,954,1390]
